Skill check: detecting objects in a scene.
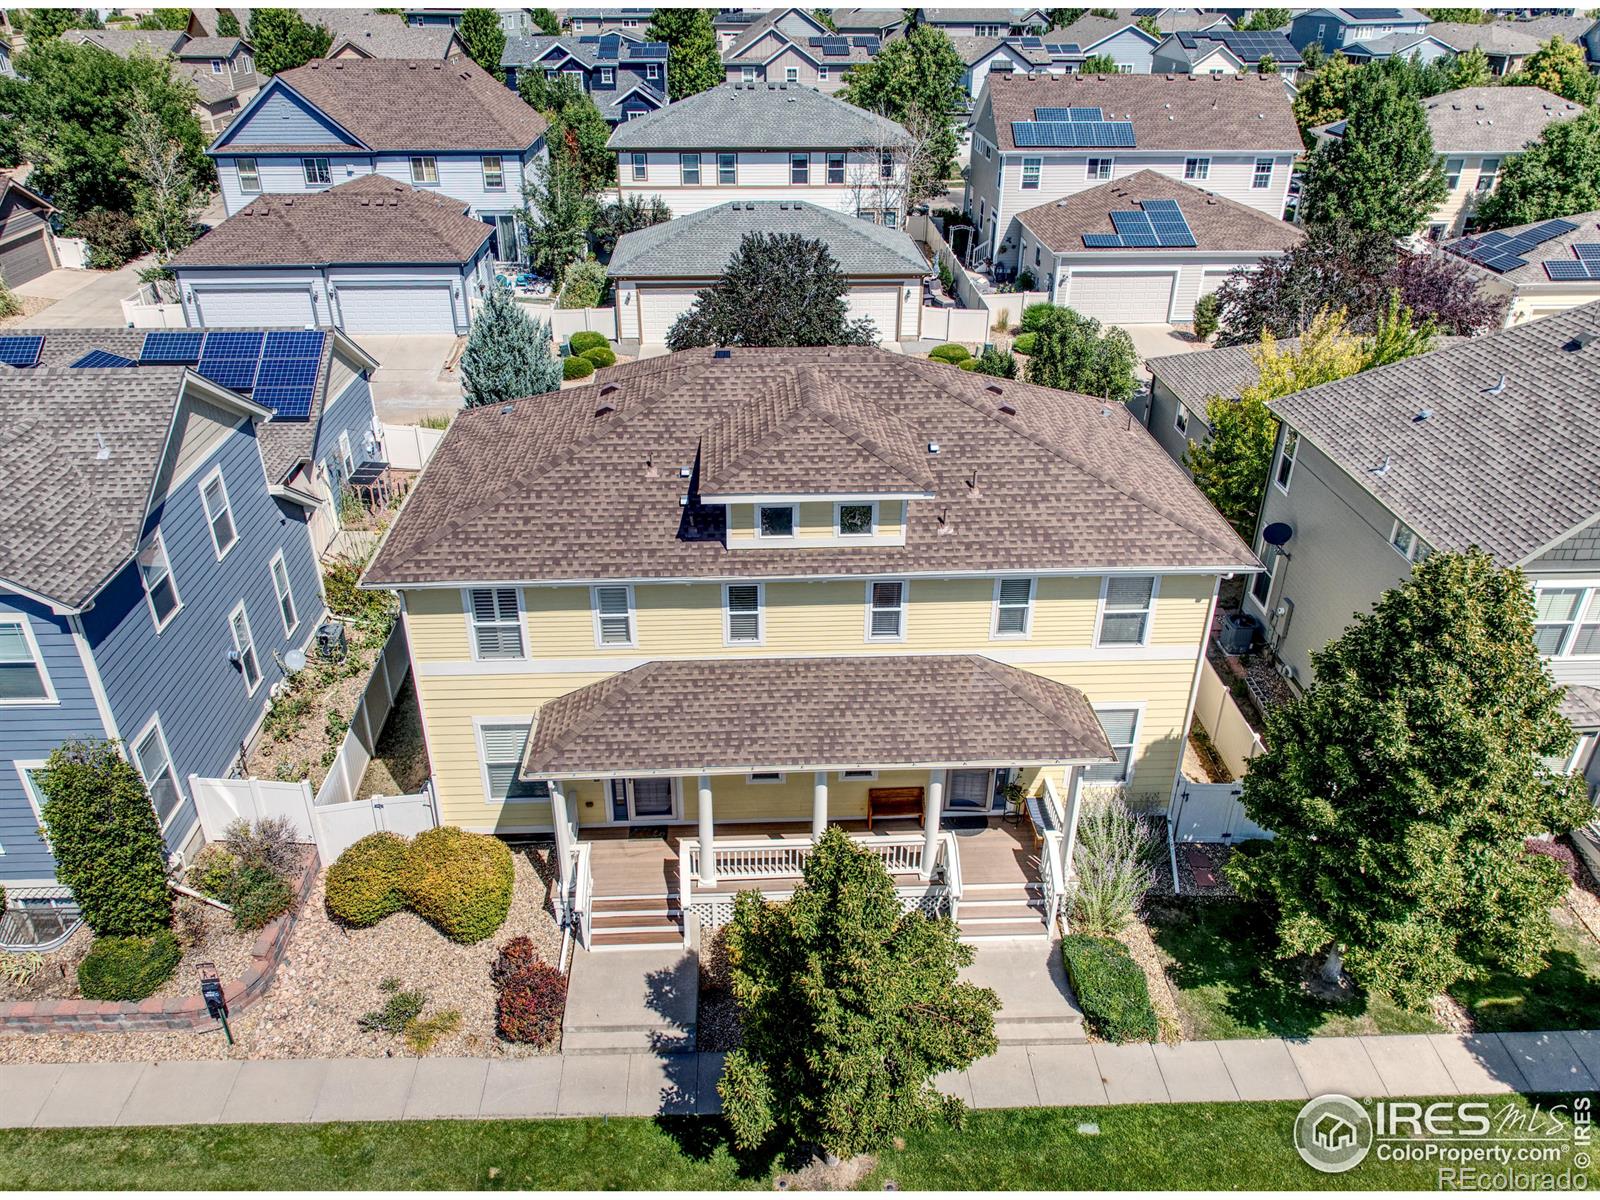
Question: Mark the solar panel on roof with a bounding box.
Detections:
[1544,260,1589,281]
[1082,232,1121,247]
[1011,119,1135,148]
[1575,243,1600,262]
[1020,36,1043,47]
[0,335,43,367]
[139,331,204,364]
[70,349,138,368]
[197,330,265,391]
[262,330,326,361]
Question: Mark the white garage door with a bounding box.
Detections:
[845,286,900,343]
[1066,272,1176,325]
[194,287,316,328]
[336,285,458,334]
[639,287,699,344]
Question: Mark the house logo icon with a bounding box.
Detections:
[1294,1094,1373,1173]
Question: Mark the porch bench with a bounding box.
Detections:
[867,787,925,830]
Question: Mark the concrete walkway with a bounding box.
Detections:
[3,1030,1595,1129]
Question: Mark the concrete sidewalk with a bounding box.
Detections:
[3,1030,1595,1129]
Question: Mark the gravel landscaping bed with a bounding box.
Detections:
[0,843,564,1064]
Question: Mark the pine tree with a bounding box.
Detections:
[644,7,722,100]
[1226,550,1594,1007]
[458,9,507,81]
[460,282,562,407]
[718,827,999,1157]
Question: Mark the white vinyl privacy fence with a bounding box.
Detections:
[381,422,444,471]
[1168,779,1274,844]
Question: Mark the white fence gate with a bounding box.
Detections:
[190,775,437,862]
[1169,780,1274,843]
[381,422,445,471]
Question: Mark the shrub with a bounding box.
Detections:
[929,342,971,364]
[938,255,955,294]
[403,1008,461,1053]
[581,345,617,369]
[1020,302,1059,334]
[1061,934,1159,1043]
[562,355,595,380]
[76,209,145,269]
[77,931,181,1001]
[568,330,609,354]
[1013,268,1037,291]
[229,866,295,932]
[1192,292,1220,342]
[1070,795,1158,936]
[496,960,567,1046]
[223,816,302,877]
[359,978,427,1034]
[1013,332,1037,355]
[490,935,541,989]
[403,827,514,944]
[188,845,241,902]
[326,832,410,927]
[957,357,979,370]
[1526,837,1581,886]
[0,276,21,320]
[971,348,1017,379]
[557,258,607,309]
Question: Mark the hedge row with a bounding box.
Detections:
[1061,934,1159,1043]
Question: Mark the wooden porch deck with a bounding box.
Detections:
[585,817,1041,899]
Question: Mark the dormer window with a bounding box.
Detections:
[836,503,875,537]
[757,504,796,538]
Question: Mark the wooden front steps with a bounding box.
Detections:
[959,881,1052,941]
[587,893,685,950]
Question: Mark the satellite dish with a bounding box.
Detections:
[1263,522,1293,547]
[284,649,308,672]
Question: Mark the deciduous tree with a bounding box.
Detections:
[217,10,242,37]
[1022,305,1137,402]
[1474,108,1600,229]
[1505,36,1598,104]
[248,9,332,76]
[1079,52,1119,74]
[1292,51,1358,136]
[839,23,965,194]
[645,7,723,100]
[17,8,90,40]
[1444,46,1493,89]
[458,9,507,80]
[1226,550,1594,1006]
[591,193,672,260]
[136,8,192,31]
[520,152,596,279]
[1240,8,1291,30]
[718,827,999,1158]
[123,92,206,259]
[1425,7,1491,22]
[460,282,562,406]
[517,72,614,194]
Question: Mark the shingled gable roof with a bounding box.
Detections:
[607,82,911,152]
[983,71,1302,154]
[697,368,937,497]
[520,655,1115,778]
[363,347,1255,588]
[247,56,546,152]
[167,174,492,269]
[1269,302,1600,567]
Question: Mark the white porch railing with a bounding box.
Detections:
[564,842,593,949]
[1040,829,1065,930]
[686,832,932,888]
[938,830,964,923]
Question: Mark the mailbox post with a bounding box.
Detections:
[198,962,232,1045]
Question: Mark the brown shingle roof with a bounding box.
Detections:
[168,174,492,268]
[276,56,546,151]
[984,71,1302,154]
[1016,170,1303,256]
[520,655,1115,777]
[364,347,1255,587]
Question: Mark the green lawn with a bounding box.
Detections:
[0,1097,1584,1190]
[1146,897,1600,1041]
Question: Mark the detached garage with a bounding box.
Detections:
[609,200,929,348]
[1016,169,1303,329]
[170,174,495,335]
[0,174,60,287]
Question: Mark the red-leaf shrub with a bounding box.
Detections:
[1526,837,1580,886]
[489,935,539,989]
[496,960,567,1046]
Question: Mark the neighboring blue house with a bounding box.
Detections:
[1047,13,1164,72]
[501,32,668,124]
[0,325,381,911]
[1288,7,1430,54]
[207,55,548,231]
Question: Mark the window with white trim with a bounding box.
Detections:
[1184,157,1210,180]
[1251,543,1279,607]
[0,619,51,703]
[785,65,799,82]
[1273,427,1298,492]
[599,66,614,85]
[1085,707,1138,783]
[302,157,331,186]
[594,585,635,646]
[818,64,829,80]
[409,155,439,184]
[1174,404,1189,436]
[468,588,524,659]
[1390,519,1424,561]
[1086,157,1112,180]
[827,152,845,183]
[269,551,299,636]
[211,58,223,73]
[742,65,756,82]
[993,577,1034,637]
[1444,158,1463,189]
[680,152,701,184]
[880,149,894,179]
[725,583,763,643]
[631,152,647,181]
[790,152,809,184]
[16,763,51,849]
[868,579,905,640]
[1021,157,1041,189]
[138,529,181,630]
[479,722,549,801]
[133,719,184,829]
[200,468,237,559]
[237,157,262,193]
[1252,157,1273,189]
[758,505,796,538]
[482,154,505,189]
[229,602,262,695]
[1098,576,1154,645]
[1476,157,1500,193]
[718,152,737,184]
[836,503,875,537]
[1534,586,1600,657]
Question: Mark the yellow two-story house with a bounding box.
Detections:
[365,347,1255,947]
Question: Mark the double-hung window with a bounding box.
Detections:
[1086,157,1112,180]
[211,58,223,73]
[631,152,647,181]
[593,585,635,646]
[599,67,614,85]
[680,152,701,184]
[1021,157,1041,189]
[742,65,756,82]
[1444,157,1463,190]
[1097,576,1154,646]
[1251,543,1279,607]
[1252,157,1273,189]
[1184,157,1210,181]
[468,587,524,659]
[138,529,181,630]
[645,62,659,80]
[0,619,52,703]
[993,577,1034,637]
[237,157,262,193]
[1390,519,1424,561]
[479,721,548,801]
[409,156,438,185]
[837,503,874,537]
[228,602,262,696]
[1085,708,1139,783]
[827,152,845,184]
[725,584,763,644]
[1174,405,1190,436]
[879,149,894,180]
[786,66,799,82]
[133,719,184,830]
[719,152,738,185]
[200,468,237,560]
[758,505,796,538]
[1534,586,1600,657]
[867,579,905,640]
[1274,428,1298,492]
[482,154,505,189]
[818,65,829,81]
[269,551,299,636]
[1477,157,1500,193]
[302,157,331,186]
[790,152,809,184]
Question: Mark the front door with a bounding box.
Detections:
[609,777,675,823]
[945,769,992,813]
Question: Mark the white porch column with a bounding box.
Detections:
[550,781,573,898]
[921,769,943,879]
[697,773,717,888]
[1062,766,1084,883]
[812,771,828,841]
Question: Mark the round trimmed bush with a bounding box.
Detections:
[1020,302,1060,333]
[403,827,514,944]
[929,342,971,364]
[77,930,181,1001]
[1013,331,1038,355]
[325,832,409,927]
[957,357,980,370]
[568,330,609,355]
[581,345,617,369]
[563,355,595,380]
